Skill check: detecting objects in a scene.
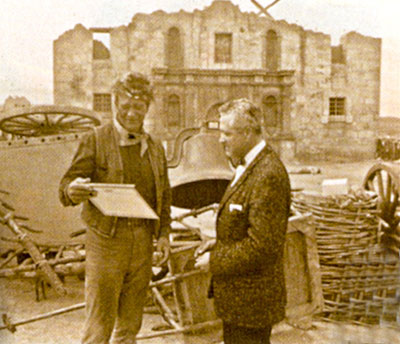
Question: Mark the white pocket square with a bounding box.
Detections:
[229,204,243,212]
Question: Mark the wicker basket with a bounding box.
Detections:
[292,190,400,327]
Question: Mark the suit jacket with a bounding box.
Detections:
[59,123,171,239]
[210,144,291,328]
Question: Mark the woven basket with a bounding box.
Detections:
[292,190,400,327]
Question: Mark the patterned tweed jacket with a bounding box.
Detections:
[210,144,291,328]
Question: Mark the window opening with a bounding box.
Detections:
[215,33,232,63]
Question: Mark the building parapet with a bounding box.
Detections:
[152,68,295,86]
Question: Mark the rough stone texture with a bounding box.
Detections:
[53,24,93,109]
[53,0,381,161]
[1,96,31,115]
[0,96,31,139]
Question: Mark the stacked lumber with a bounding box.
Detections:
[292,190,400,327]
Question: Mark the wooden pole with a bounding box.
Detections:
[0,206,66,296]
[0,303,85,332]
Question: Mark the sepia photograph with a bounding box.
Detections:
[0,1,399,343]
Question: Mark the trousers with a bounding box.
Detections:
[82,222,153,344]
[223,322,272,344]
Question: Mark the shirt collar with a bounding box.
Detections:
[230,140,265,187]
[241,139,266,168]
[113,117,149,156]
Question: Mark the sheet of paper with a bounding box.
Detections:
[88,183,159,219]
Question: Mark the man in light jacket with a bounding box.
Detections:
[60,72,171,344]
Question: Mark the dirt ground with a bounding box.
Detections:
[1,158,399,343]
[1,276,399,344]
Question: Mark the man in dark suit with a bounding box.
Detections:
[195,98,291,344]
[59,72,171,344]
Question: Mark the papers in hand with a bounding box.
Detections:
[88,183,159,219]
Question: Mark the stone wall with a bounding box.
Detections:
[53,0,381,161]
[288,28,381,161]
[53,24,93,109]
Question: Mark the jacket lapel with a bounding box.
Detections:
[111,125,124,182]
[217,147,271,215]
[147,138,162,214]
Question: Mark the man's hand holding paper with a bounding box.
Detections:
[67,177,97,204]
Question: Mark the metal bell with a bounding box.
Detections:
[168,126,234,209]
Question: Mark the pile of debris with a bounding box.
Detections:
[0,190,219,336]
[376,137,400,161]
[292,189,400,327]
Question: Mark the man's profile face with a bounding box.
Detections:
[219,111,249,167]
[115,92,149,133]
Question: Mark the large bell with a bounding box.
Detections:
[168,127,234,209]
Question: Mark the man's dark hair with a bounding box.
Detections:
[112,72,154,105]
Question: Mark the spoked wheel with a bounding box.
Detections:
[363,162,400,254]
[0,105,100,137]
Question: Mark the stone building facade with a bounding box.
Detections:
[0,96,31,140]
[53,0,381,161]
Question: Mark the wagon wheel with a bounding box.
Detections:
[0,105,101,137]
[363,162,400,253]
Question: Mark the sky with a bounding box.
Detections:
[0,0,399,116]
